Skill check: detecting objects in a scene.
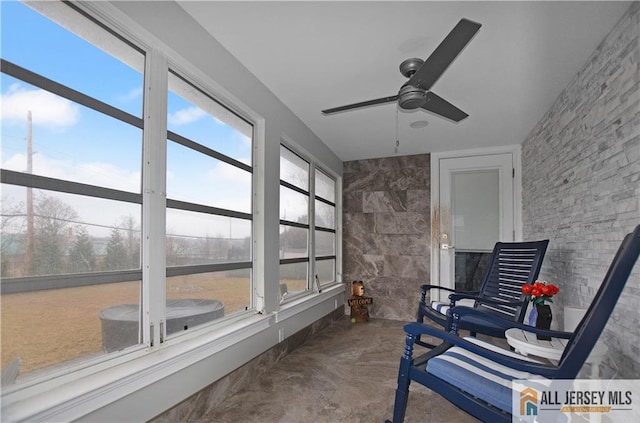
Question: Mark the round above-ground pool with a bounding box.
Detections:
[99,298,224,352]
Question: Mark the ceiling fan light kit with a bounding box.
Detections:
[409,120,429,129]
[321,18,481,123]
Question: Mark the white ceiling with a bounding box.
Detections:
[178,1,630,162]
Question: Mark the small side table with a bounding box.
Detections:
[505,328,608,378]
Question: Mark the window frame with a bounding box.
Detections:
[0,0,258,379]
[278,143,338,303]
[1,0,149,349]
[164,68,255,319]
[313,167,338,286]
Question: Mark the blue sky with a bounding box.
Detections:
[1,1,253,237]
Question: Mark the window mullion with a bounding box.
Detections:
[308,163,316,290]
[142,48,168,347]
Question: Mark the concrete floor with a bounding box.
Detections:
[200,317,480,423]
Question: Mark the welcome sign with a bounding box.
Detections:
[512,379,640,422]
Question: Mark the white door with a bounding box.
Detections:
[434,153,516,301]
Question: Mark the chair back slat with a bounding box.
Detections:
[475,240,549,321]
[558,225,640,378]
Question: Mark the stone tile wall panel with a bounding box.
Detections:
[343,154,430,321]
[521,2,639,377]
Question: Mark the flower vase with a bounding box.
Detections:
[535,304,552,340]
[528,304,537,327]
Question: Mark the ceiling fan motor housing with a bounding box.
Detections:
[399,58,424,78]
[398,84,426,110]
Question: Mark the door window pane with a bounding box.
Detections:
[452,169,500,291]
[454,252,493,292]
[452,170,499,251]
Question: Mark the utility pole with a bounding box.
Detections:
[25,110,34,273]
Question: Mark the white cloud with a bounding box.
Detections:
[1,83,80,129]
[235,132,252,150]
[76,162,141,192]
[203,162,252,212]
[117,87,143,103]
[2,152,140,193]
[168,106,206,126]
[206,161,250,184]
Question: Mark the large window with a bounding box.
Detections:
[279,145,336,302]
[314,168,337,284]
[165,71,253,326]
[0,1,254,376]
[1,1,145,373]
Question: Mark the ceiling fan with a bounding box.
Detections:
[321,18,481,122]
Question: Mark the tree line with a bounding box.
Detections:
[1,193,250,278]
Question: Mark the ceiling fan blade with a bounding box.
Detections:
[407,18,481,91]
[421,91,468,122]
[322,95,398,115]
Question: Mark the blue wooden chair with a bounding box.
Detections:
[417,240,549,348]
[387,225,640,423]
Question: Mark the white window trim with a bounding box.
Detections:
[279,137,340,295]
[142,47,169,347]
[1,286,345,422]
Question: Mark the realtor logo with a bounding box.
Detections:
[513,379,640,423]
[520,387,538,416]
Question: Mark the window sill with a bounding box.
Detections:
[1,284,345,422]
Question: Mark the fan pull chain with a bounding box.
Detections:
[394,108,400,154]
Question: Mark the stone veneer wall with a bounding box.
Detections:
[521,2,639,377]
[343,155,430,321]
[150,308,344,422]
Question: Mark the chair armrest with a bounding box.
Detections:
[448,294,522,308]
[448,306,573,339]
[403,322,559,377]
[421,284,479,296]
[419,285,479,309]
[421,284,456,293]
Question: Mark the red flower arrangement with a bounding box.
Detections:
[522,281,560,305]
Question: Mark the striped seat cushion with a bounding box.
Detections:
[426,337,548,412]
[430,298,475,315]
